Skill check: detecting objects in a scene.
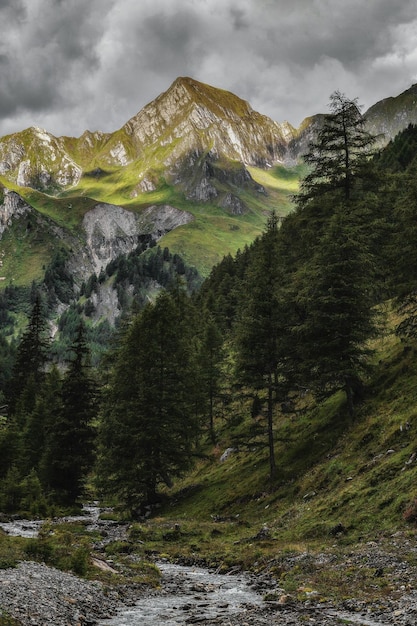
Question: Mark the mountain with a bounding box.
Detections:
[364,83,417,143]
[0,77,298,194]
[1,77,417,333]
[0,77,304,291]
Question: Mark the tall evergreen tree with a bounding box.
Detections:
[197,315,224,443]
[43,323,97,504]
[97,288,201,514]
[291,92,379,416]
[235,213,292,479]
[7,294,50,417]
[22,365,62,479]
[298,90,376,205]
[296,206,377,415]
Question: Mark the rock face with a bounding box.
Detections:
[0,188,32,238]
[364,83,417,144]
[0,77,415,200]
[123,77,293,168]
[70,202,194,281]
[0,127,82,191]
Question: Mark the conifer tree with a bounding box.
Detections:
[298,90,376,205]
[235,212,291,479]
[22,365,62,478]
[7,294,50,417]
[43,323,97,504]
[197,315,224,443]
[291,92,379,415]
[296,206,377,415]
[97,288,201,514]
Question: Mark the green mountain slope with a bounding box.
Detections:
[0,78,305,284]
[0,77,417,303]
[169,333,410,525]
[365,83,417,143]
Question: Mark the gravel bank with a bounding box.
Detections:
[0,561,122,625]
[2,531,417,625]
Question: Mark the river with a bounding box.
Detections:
[1,507,405,626]
[0,505,265,625]
[100,561,263,625]
[0,502,101,537]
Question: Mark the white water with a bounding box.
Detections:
[100,561,264,625]
[0,503,101,538]
[0,517,43,538]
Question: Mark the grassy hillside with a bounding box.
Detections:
[1,163,300,282]
[137,303,417,567]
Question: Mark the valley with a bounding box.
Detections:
[2,79,417,625]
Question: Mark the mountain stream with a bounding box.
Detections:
[1,507,403,626]
[99,561,263,625]
[0,506,264,625]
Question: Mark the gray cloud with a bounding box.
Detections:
[0,0,416,137]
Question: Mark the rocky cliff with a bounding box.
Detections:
[76,202,193,280]
[0,78,415,201]
[0,76,416,322]
[364,83,417,144]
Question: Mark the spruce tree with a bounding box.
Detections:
[291,92,379,415]
[298,90,376,205]
[296,206,377,415]
[197,315,224,443]
[23,366,62,479]
[235,213,291,479]
[43,323,97,505]
[7,294,50,418]
[97,288,201,514]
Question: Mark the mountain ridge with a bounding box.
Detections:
[0,77,416,300]
[0,77,415,194]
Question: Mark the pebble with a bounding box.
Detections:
[0,561,121,625]
[2,518,417,626]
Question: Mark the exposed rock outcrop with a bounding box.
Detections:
[0,187,32,238]
[123,77,292,168]
[72,202,194,281]
[0,127,82,190]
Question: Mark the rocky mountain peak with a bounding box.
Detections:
[123,76,292,168]
[364,83,417,143]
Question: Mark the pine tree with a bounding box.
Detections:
[43,323,97,505]
[298,90,376,205]
[291,92,379,416]
[197,315,224,443]
[235,213,292,479]
[22,366,62,479]
[7,294,50,417]
[97,288,201,514]
[296,206,377,415]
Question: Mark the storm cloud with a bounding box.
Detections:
[0,0,416,137]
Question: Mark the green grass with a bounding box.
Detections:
[127,304,417,577]
[96,317,417,605]
[0,216,60,286]
[247,164,304,192]
[1,152,302,283]
[0,520,160,588]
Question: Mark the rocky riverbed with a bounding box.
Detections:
[2,550,417,626]
[2,511,417,625]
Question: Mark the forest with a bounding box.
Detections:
[1,91,417,517]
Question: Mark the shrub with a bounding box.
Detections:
[403,498,417,524]
[71,546,89,576]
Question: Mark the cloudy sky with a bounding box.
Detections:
[0,0,416,138]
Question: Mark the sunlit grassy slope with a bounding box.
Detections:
[1,163,301,282]
[156,303,417,550]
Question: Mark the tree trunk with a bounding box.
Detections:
[345,377,355,418]
[267,373,276,479]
